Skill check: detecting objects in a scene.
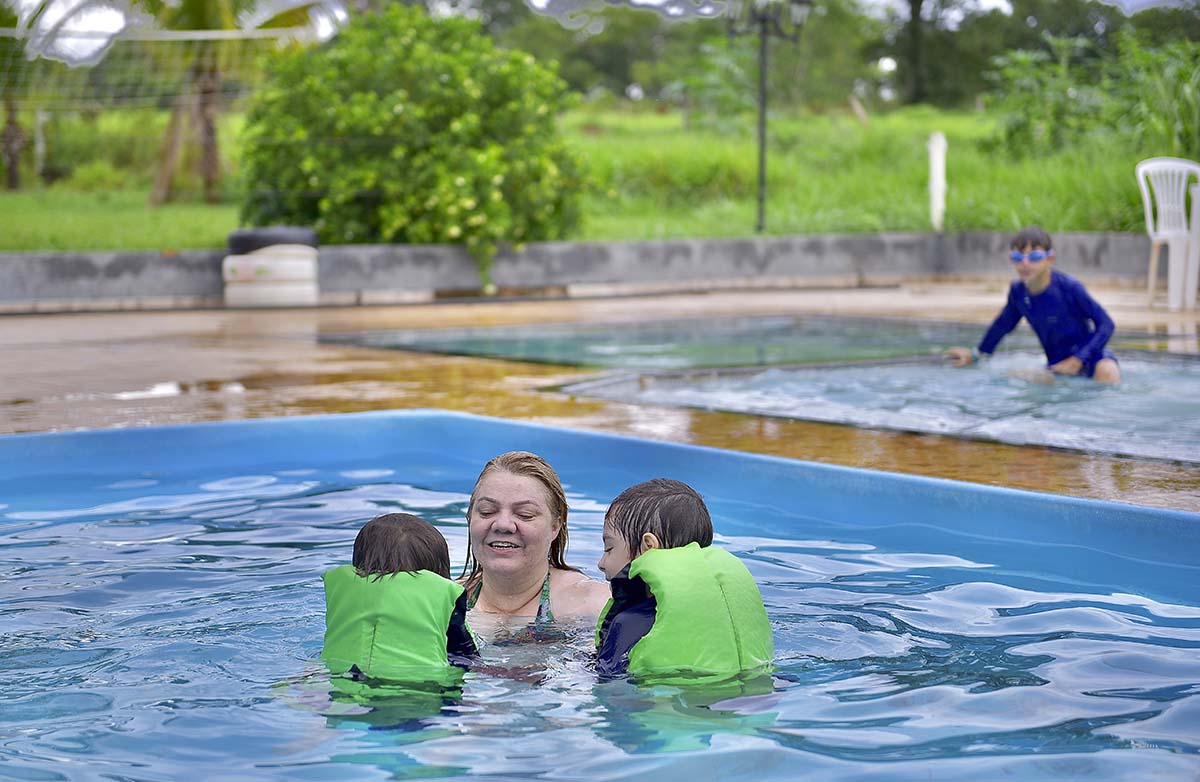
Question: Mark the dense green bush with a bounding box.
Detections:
[1114,36,1200,161]
[23,109,242,195]
[19,110,164,186]
[985,33,1199,162]
[985,35,1106,157]
[239,5,582,284]
[59,159,130,192]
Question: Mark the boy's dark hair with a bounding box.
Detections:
[605,478,713,553]
[352,513,451,580]
[1011,226,1053,251]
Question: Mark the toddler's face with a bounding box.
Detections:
[598,521,635,581]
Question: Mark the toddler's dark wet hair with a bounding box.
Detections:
[1011,226,1052,251]
[352,513,451,579]
[605,478,713,553]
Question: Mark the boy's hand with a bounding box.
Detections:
[1050,356,1083,376]
[944,347,975,367]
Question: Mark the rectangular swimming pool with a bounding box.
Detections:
[1,411,1197,781]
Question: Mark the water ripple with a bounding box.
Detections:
[1,471,1197,781]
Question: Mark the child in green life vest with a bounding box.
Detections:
[322,513,478,683]
[594,479,773,680]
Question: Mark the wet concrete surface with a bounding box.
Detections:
[2,284,1198,511]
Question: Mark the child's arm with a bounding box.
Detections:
[1067,280,1116,365]
[595,573,656,679]
[596,601,655,678]
[947,287,1022,366]
[977,287,1024,358]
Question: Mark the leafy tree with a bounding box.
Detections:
[8,0,330,203]
[494,12,604,93]
[986,34,1105,156]
[240,4,582,284]
[1005,0,1125,47]
[478,0,542,36]
[875,0,1190,108]
[654,37,754,129]
[913,5,1008,106]
[137,0,328,205]
[905,0,927,103]
[985,28,1200,161]
[495,0,883,114]
[1114,3,1200,47]
[880,0,975,106]
[497,6,666,97]
[770,0,885,111]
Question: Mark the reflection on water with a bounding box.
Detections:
[2,472,1198,781]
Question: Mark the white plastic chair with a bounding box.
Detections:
[1136,157,1200,311]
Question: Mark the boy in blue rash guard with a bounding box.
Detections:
[594,479,773,681]
[946,226,1121,384]
[322,513,478,682]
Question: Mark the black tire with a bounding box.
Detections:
[227,226,319,254]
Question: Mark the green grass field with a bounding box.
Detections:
[570,106,1145,239]
[0,190,238,252]
[0,106,1148,252]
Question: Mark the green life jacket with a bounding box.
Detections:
[322,565,465,683]
[597,543,774,680]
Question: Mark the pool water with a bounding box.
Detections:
[565,353,1200,464]
[322,314,1045,369]
[2,412,1198,781]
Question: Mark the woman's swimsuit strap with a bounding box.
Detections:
[534,570,554,624]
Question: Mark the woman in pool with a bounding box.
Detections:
[462,451,609,640]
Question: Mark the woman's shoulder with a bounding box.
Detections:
[550,568,611,619]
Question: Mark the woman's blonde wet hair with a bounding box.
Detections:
[461,450,578,592]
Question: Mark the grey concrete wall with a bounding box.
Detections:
[0,231,1154,312]
[944,232,1153,283]
[491,233,939,288]
[319,244,480,297]
[0,249,226,311]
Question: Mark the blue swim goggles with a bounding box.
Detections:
[1010,249,1052,263]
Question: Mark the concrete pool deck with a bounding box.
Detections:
[1,281,1198,511]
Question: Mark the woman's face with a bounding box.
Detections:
[469,470,562,581]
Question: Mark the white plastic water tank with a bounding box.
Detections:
[223,227,319,308]
[222,243,319,308]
